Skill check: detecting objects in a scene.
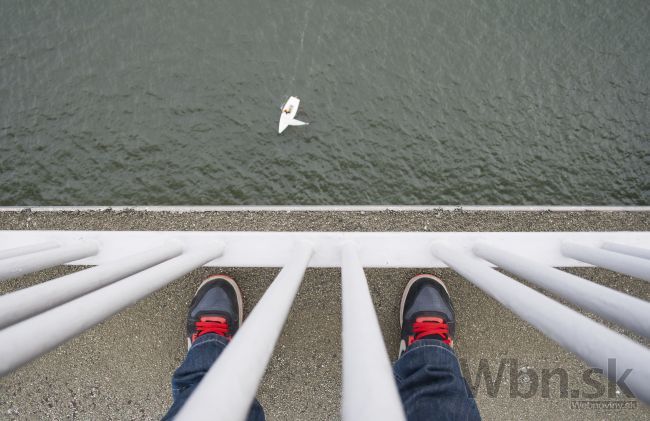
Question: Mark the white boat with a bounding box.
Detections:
[278,96,308,134]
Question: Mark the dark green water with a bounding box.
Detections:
[1,0,648,205]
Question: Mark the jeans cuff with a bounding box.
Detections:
[406,338,455,354]
[189,332,229,351]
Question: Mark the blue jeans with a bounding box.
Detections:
[163,336,480,420]
[161,334,265,421]
[394,339,481,420]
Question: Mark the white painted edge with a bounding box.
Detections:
[0,206,648,213]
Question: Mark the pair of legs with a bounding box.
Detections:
[162,274,481,420]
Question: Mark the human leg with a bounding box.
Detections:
[394,275,480,421]
[162,275,265,421]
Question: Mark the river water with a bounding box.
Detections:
[1,0,648,205]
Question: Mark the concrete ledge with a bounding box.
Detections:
[0,208,648,233]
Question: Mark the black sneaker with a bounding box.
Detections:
[399,274,455,357]
[186,275,243,349]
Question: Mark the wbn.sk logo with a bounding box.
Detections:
[459,358,634,402]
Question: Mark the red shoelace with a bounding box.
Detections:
[192,316,230,342]
[410,316,452,346]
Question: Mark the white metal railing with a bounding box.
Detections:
[1,231,649,268]
[0,230,649,417]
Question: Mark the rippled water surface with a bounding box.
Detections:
[1,0,648,205]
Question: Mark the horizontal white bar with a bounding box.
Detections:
[1,206,649,212]
[0,241,60,260]
[562,242,650,282]
[0,243,224,376]
[341,243,405,421]
[431,243,650,405]
[0,242,184,329]
[0,241,99,281]
[177,242,313,421]
[602,242,650,260]
[473,243,650,338]
[1,231,649,268]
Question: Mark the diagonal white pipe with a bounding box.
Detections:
[562,241,650,282]
[601,242,650,261]
[0,242,60,260]
[432,242,650,405]
[474,242,650,338]
[340,242,406,421]
[0,241,99,281]
[0,242,184,329]
[0,242,223,376]
[176,241,313,421]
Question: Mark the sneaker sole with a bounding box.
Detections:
[399,274,450,328]
[187,274,244,350]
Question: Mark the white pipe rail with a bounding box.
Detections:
[602,242,650,260]
[0,242,224,376]
[0,241,99,282]
[0,242,60,260]
[340,243,406,421]
[431,242,650,405]
[561,241,650,282]
[2,231,650,268]
[0,242,184,329]
[473,243,650,338]
[176,241,313,421]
